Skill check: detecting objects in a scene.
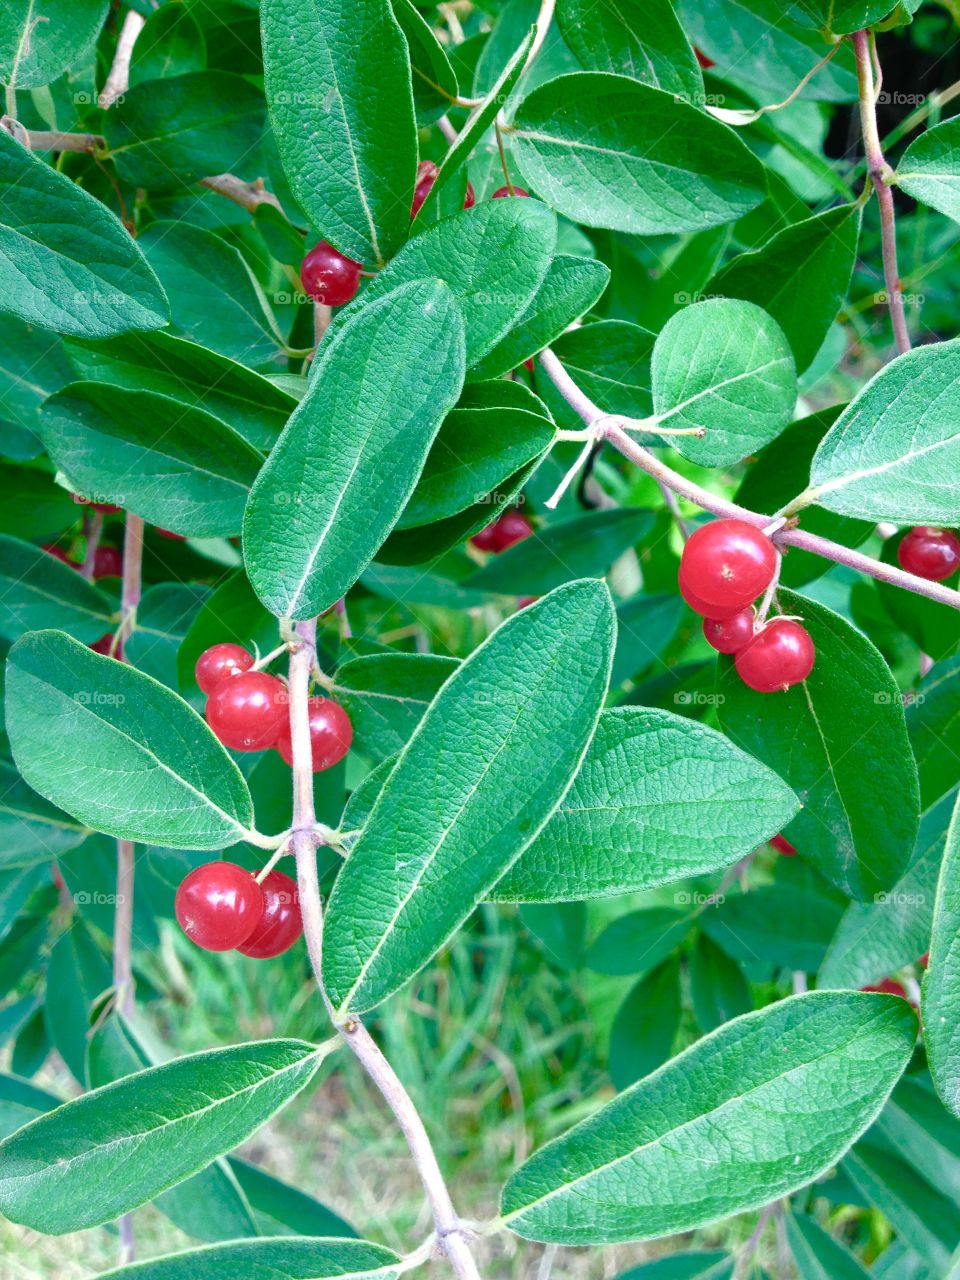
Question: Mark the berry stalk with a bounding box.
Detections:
[536,348,960,612]
[287,619,483,1280]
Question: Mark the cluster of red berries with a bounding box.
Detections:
[300,171,530,307]
[470,507,534,554]
[196,642,352,767]
[897,526,960,581]
[680,519,815,693]
[175,862,302,958]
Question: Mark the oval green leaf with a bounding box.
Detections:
[5,630,256,849]
[501,990,917,1244]
[922,790,960,1116]
[323,579,616,1015]
[0,532,115,643]
[91,1238,401,1280]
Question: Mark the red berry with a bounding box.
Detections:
[735,619,815,693]
[861,978,908,999]
[300,241,361,306]
[89,632,115,656]
[492,185,529,198]
[411,160,438,216]
[175,862,264,952]
[523,357,535,374]
[195,643,255,695]
[897,526,960,581]
[470,522,502,552]
[157,527,186,541]
[679,519,777,615]
[678,567,745,621]
[206,672,287,751]
[92,544,123,579]
[919,952,929,969]
[703,607,755,654]
[492,510,534,552]
[770,834,797,857]
[237,870,302,958]
[695,47,715,69]
[42,543,77,567]
[276,696,352,771]
[463,181,476,209]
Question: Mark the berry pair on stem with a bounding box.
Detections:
[196,643,352,769]
[175,862,301,957]
[680,519,815,693]
[470,508,534,554]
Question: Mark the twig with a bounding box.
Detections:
[0,118,103,152]
[853,30,911,355]
[199,173,295,221]
[99,9,145,107]
[79,511,104,581]
[537,348,960,611]
[288,620,482,1280]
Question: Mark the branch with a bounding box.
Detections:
[537,348,960,611]
[287,620,482,1280]
[198,173,296,221]
[79,510,104,581]
[852,29,911,356]
[0,117,103,151]
[99,9,145,108]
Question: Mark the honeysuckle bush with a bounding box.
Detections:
[4,0,960,1277]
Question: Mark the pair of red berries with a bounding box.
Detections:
[897,526,960,581]
[680,520,815,693]
[196,643,352,770]
[470,508,534,554]
[44,541,122,580]
[299,174,531,307]
[175,862,302,957]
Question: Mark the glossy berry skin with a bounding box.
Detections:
[463,181,476,208]
[694,47,715,69]
[411,160,438,216]
[492,509,534,552]
[93,544,123,579]
[897,526,960,581]
[175,862,264,952]
[735,619,815,693]
[861,978,909,999]
[89,632,115,656]
[492,185,529,198]
[703,608,755,654]
[678,567,745,621]
[679,519,777,615]
[276,696,352,771]
[300,241,361,306]
[195,643,255,695]
[770,834,797,857]
[157,527,186,541]
[237,870,302,958]
[206,672,287,751]
[470,522,501,552]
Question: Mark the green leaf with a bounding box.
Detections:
[244,280,466,619]
[44,921,111,1083]
[139,221,285,366]
[733,408,871,588]
[39,384,263,538]
[820,789,954,990]
[556,0,702,99]
[785,1213,872,1279]
[104,72,265,189]
[0,0,108,89]
[323,580,615,1014]
[607,1254,733,1280]
[677,0,858,102]
[0,1039,327,1234]
[534,319,654,428]
[5,630,256,849]
[90,1238,401,1280]
[922,791,960,1116]
[227,1157,355,1238]
[333,653,458,764]
[609,957,682,1091]
[585,906,692,977]
[493,707,798,901]
[717,590,920,901]
[326,199,557,367]
[65,332,297,452]
[501,990,917,1244]
[396,394,555,530]
[414,27,534,225]
[909,657,960,809]
[896,118,960,226]
[808,340,960,524]
[465,508,653,596]
[0,759,90,868]
[471,255,611,381]
[705,205,861,373]
[0,1073,59,1141]
[789,0,897,34]
[0,129,168,337]
[0,464,81,541]
[124,584,209,689]
[177,570,277,694]
[0,319,72,455]
[262,0,416,266]
[689,935,752,1034]
[843,1145,960,1272]
[651,300,796,467]
[511,74,766,236]
[129,5,206,84]
[702,872,845,972]
[519,902,587,970]
[0,532,115,643]
[392,0,458,122]
[876,1075,960,1203]
[611,593,685,688]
